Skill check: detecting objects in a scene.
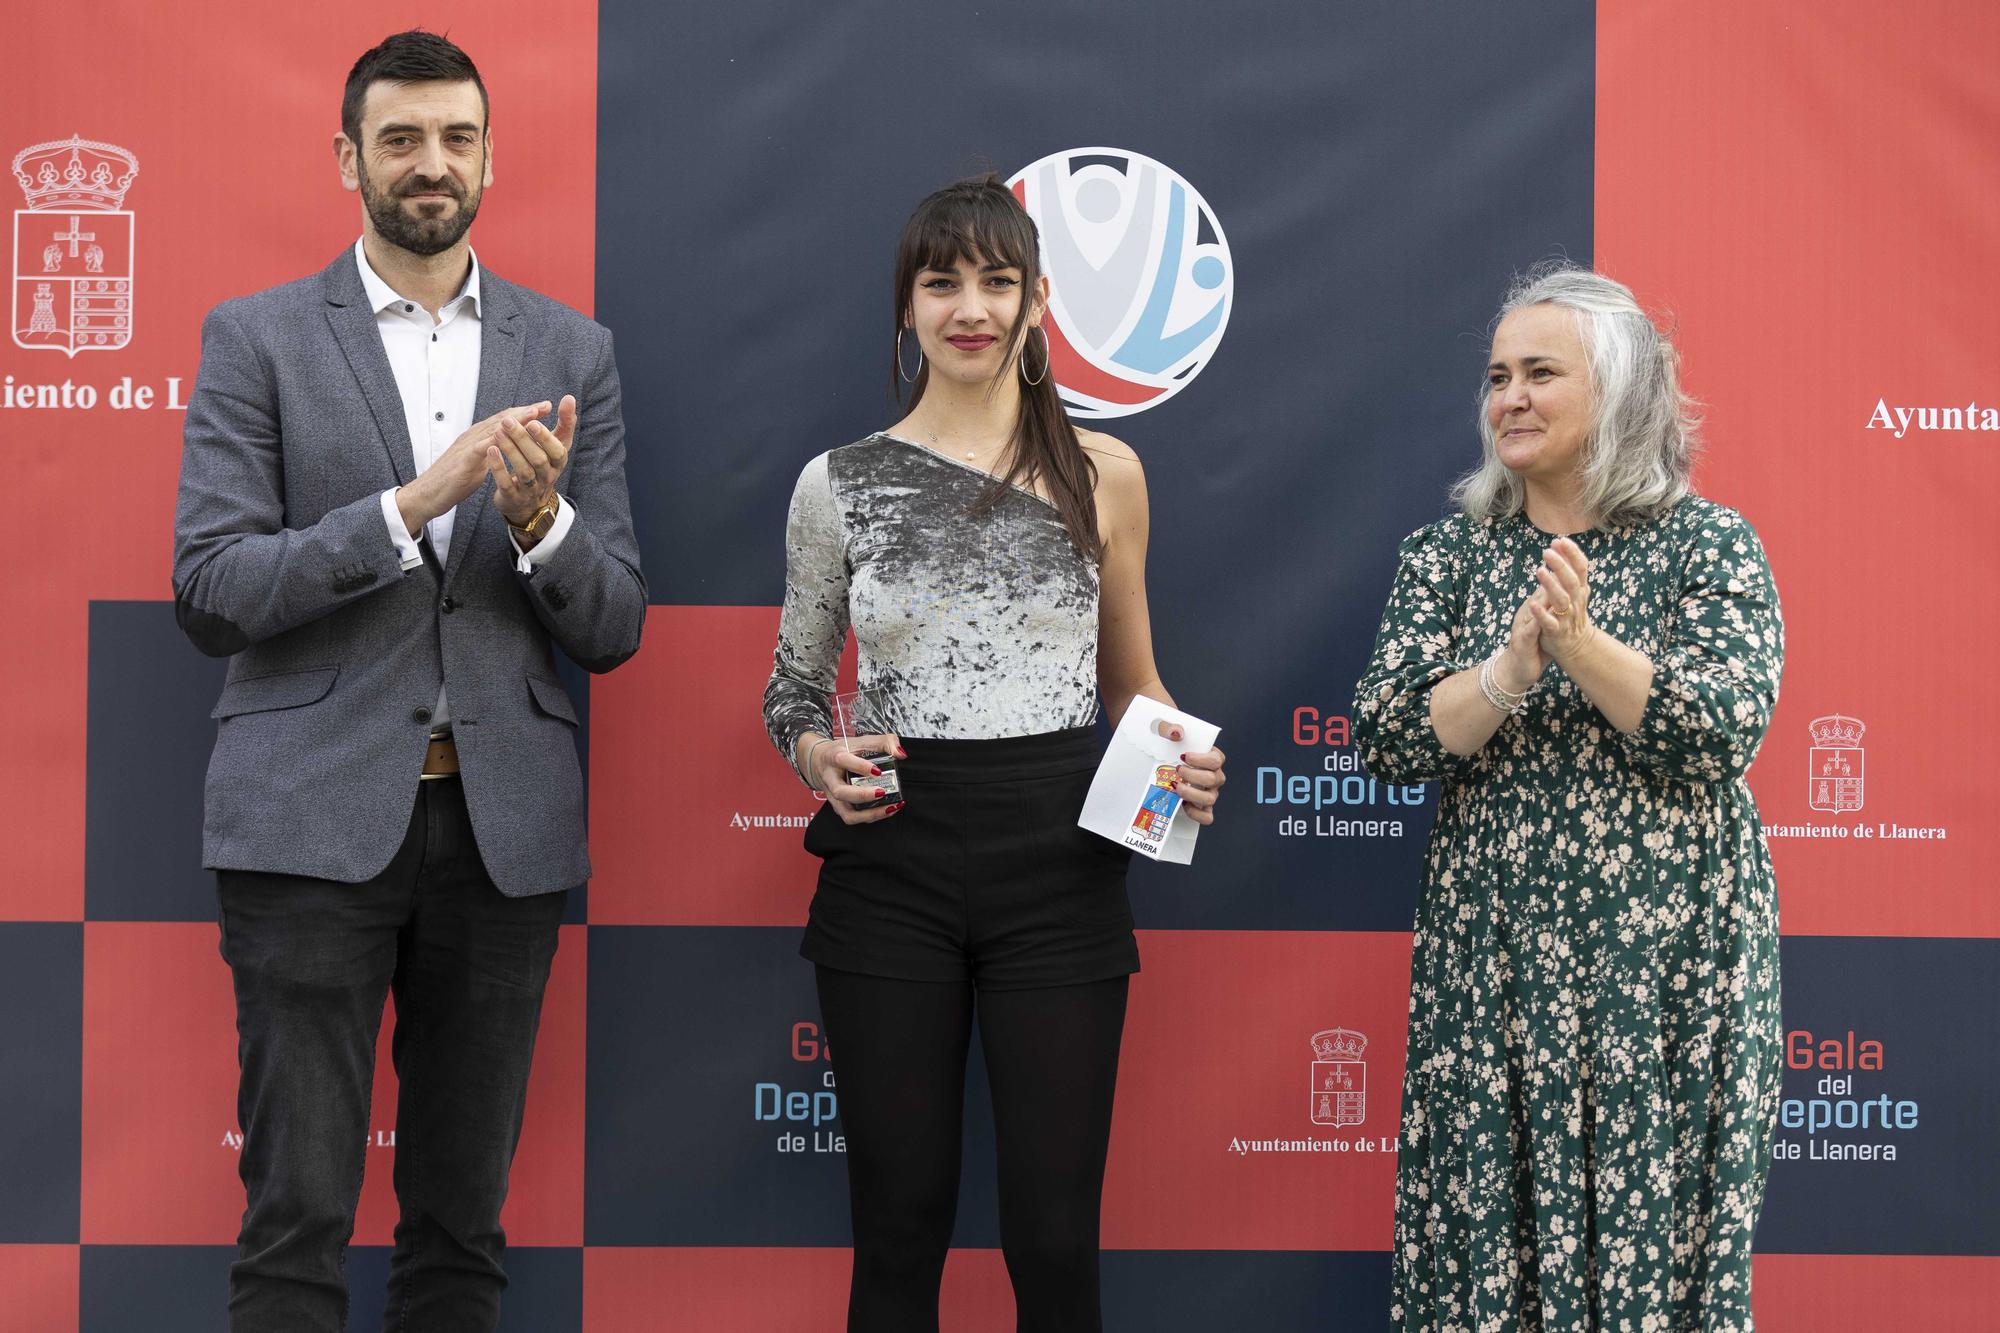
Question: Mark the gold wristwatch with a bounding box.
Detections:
[509,494,561,546]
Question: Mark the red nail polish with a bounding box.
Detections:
[870,765,883,776]
[874,788,886,799]
[895,747,908,759]
[1180,752,1190,761]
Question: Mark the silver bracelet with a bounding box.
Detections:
[1478,653,1532,715]
[799,737,836,790]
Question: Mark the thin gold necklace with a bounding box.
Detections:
[920,421,1010,464]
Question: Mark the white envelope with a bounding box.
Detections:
[1077,695,1221,864]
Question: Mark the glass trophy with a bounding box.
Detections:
[831,688,902,810]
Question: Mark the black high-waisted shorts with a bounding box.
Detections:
[800,727,1140,990]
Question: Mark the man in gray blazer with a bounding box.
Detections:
[171,31,643,1332]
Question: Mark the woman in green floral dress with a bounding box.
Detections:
[1354,266,1784,1332]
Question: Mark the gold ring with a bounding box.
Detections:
[1551,607,1569,617]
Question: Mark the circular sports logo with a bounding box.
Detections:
[1009,148,1232,419]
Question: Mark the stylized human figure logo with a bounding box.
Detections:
[1010,148,1232,419]
[11,135,138,356]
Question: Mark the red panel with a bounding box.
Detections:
[492,922,586,1245]
[1753,1254,2000,1331]
[584,1247,1014,1332]
[80,923,239,1242]
[0,603,82,920]
[80,921,582,1245]
[590,607,856,925]
[1102,930,1411,1250]
[0,0,599,921]
[0,1245,77,1333]
[1596,3,2000,936]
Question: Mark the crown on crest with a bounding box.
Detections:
[1808,714,1865,748]
[1311,1028,1368,1061]
[13,136,139,211]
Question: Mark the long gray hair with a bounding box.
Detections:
[1453,264,1699,527]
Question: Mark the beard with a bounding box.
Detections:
[358,158,482,257]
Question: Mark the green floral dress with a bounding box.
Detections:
[1353,497,1784,1332]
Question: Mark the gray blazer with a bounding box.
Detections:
[172,252,646,896]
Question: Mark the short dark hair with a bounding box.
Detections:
[341,30,488,145]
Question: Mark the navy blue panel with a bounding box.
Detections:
[79,1245,580,1332]
[585,926,1002,1246]
[345,1245,582,1332]
[1757,937,2000,1255]
[95,600,590,921]
[80,1246,230,1333]
[595,1,1593,932]
[86,601,223,920]
[0,923,81,1242]
[1103,1249,1388,1330]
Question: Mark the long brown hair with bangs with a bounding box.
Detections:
[891,175,1102,561]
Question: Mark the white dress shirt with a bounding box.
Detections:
[357,239,575,727]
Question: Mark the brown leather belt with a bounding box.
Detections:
[420,732,459,780]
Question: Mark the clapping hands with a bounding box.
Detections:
[1528,537,1594,662]
[1494,536,1594,695]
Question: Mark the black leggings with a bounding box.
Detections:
[814,966,1130,1333]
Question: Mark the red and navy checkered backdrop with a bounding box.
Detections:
[5,2,1997,1328]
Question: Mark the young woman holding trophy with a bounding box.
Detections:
[762,175,1225,1330]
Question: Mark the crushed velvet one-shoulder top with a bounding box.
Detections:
[763,433,1100,775]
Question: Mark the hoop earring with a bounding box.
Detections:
[896,328,924,385]
[1021,325,1049,386]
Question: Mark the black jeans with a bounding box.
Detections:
[216,776,565,1333]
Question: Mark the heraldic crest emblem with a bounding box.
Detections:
[1808,713,1865,814]
[1310,1027,1368,1128]
[13,135,138,356]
